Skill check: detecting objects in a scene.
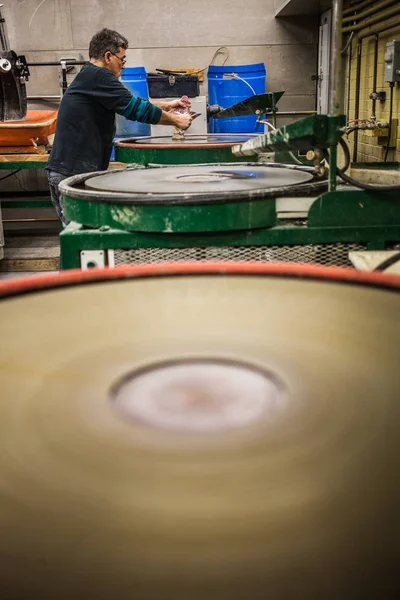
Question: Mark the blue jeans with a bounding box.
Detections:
[47,171,70,228]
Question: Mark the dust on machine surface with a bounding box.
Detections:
[0,263,399,599]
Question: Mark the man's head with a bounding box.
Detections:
[89,28,128,77]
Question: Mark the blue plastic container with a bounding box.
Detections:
[115,66,151,138]
[208,63,266,134]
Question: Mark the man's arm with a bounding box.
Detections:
[125,97,191,129]
[157,110,192,129]
[95,72,192,129]
[152,98,191,112]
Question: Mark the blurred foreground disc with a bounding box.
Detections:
[0,263,399,599]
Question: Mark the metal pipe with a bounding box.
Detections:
[343,0,374,16]
[270,111,317,116]
[28,95,61,100]
[345,35,352,121]
[342,5,400,33]
[0,4,10,52]
[329,0,344,117]
[358,19,400,39]
[372,34,379,119]
[2,218,58,223]
[384,82,395,162]
[26,60,86,67]
[342,0,397,24]
[60,60,68,96]
[25,100,317,116]
[353,38,362,162]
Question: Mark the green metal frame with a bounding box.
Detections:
[114,144,259,166]
[232,114,346,192]
[0,155,52,208]
[1,195,53,209]
[0,159,47,170]
[62,193,277,233]
[60,189,400,269]
[233,115,346,154]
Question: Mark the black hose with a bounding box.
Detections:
[325,138,400,193]
[384,83,394,162]
[0,169,21,182]
[338,136,351,173]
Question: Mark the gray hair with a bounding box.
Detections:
[89,28,128,59]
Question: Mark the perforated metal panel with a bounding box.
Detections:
[114,244,367,268]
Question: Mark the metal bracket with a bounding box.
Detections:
[0,50,29,120]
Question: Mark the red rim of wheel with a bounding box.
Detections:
[0,262,399,299]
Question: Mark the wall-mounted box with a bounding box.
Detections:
[384,41,400,83]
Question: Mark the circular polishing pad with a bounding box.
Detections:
[0,265,399,599]
[122,134,256,146]
[85,164,313,195]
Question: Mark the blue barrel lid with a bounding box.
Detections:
[121,66,147,77]
[208,62,266,75]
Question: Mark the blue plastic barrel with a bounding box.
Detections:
[208,63,266,134]
[115,66,150,139]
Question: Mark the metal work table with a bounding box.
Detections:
[0,154,49,170]
[0,155,127,170]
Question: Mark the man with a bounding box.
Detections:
[47,28,192,226]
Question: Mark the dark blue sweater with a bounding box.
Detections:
[47,62,162,175]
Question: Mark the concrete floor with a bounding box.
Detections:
[0,271,59,280]
[0,232,60,279]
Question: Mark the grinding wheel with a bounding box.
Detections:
[0,263,399,600]
[114,134,262,165]
[84,164,313,195]
[60,163,320,233]
[116,133,258,148]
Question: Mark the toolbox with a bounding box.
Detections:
[146,72,200,98]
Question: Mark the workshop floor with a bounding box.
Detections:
[0,271,59,280]
[0,233,60,280]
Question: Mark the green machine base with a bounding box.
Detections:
[60,189,400,270]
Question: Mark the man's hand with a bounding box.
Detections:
[157,109,192,129]
[167,97,192,111]
[173,112,192,130]
[156,95,192,130]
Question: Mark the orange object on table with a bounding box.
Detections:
[0,110,58,147]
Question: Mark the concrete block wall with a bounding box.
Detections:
[346,21,400,163]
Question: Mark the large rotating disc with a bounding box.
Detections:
[116,133,257,148]
[60,163,319,233]
[0,264,399,599]
[85,164,313,195]
[113,134,262,165]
